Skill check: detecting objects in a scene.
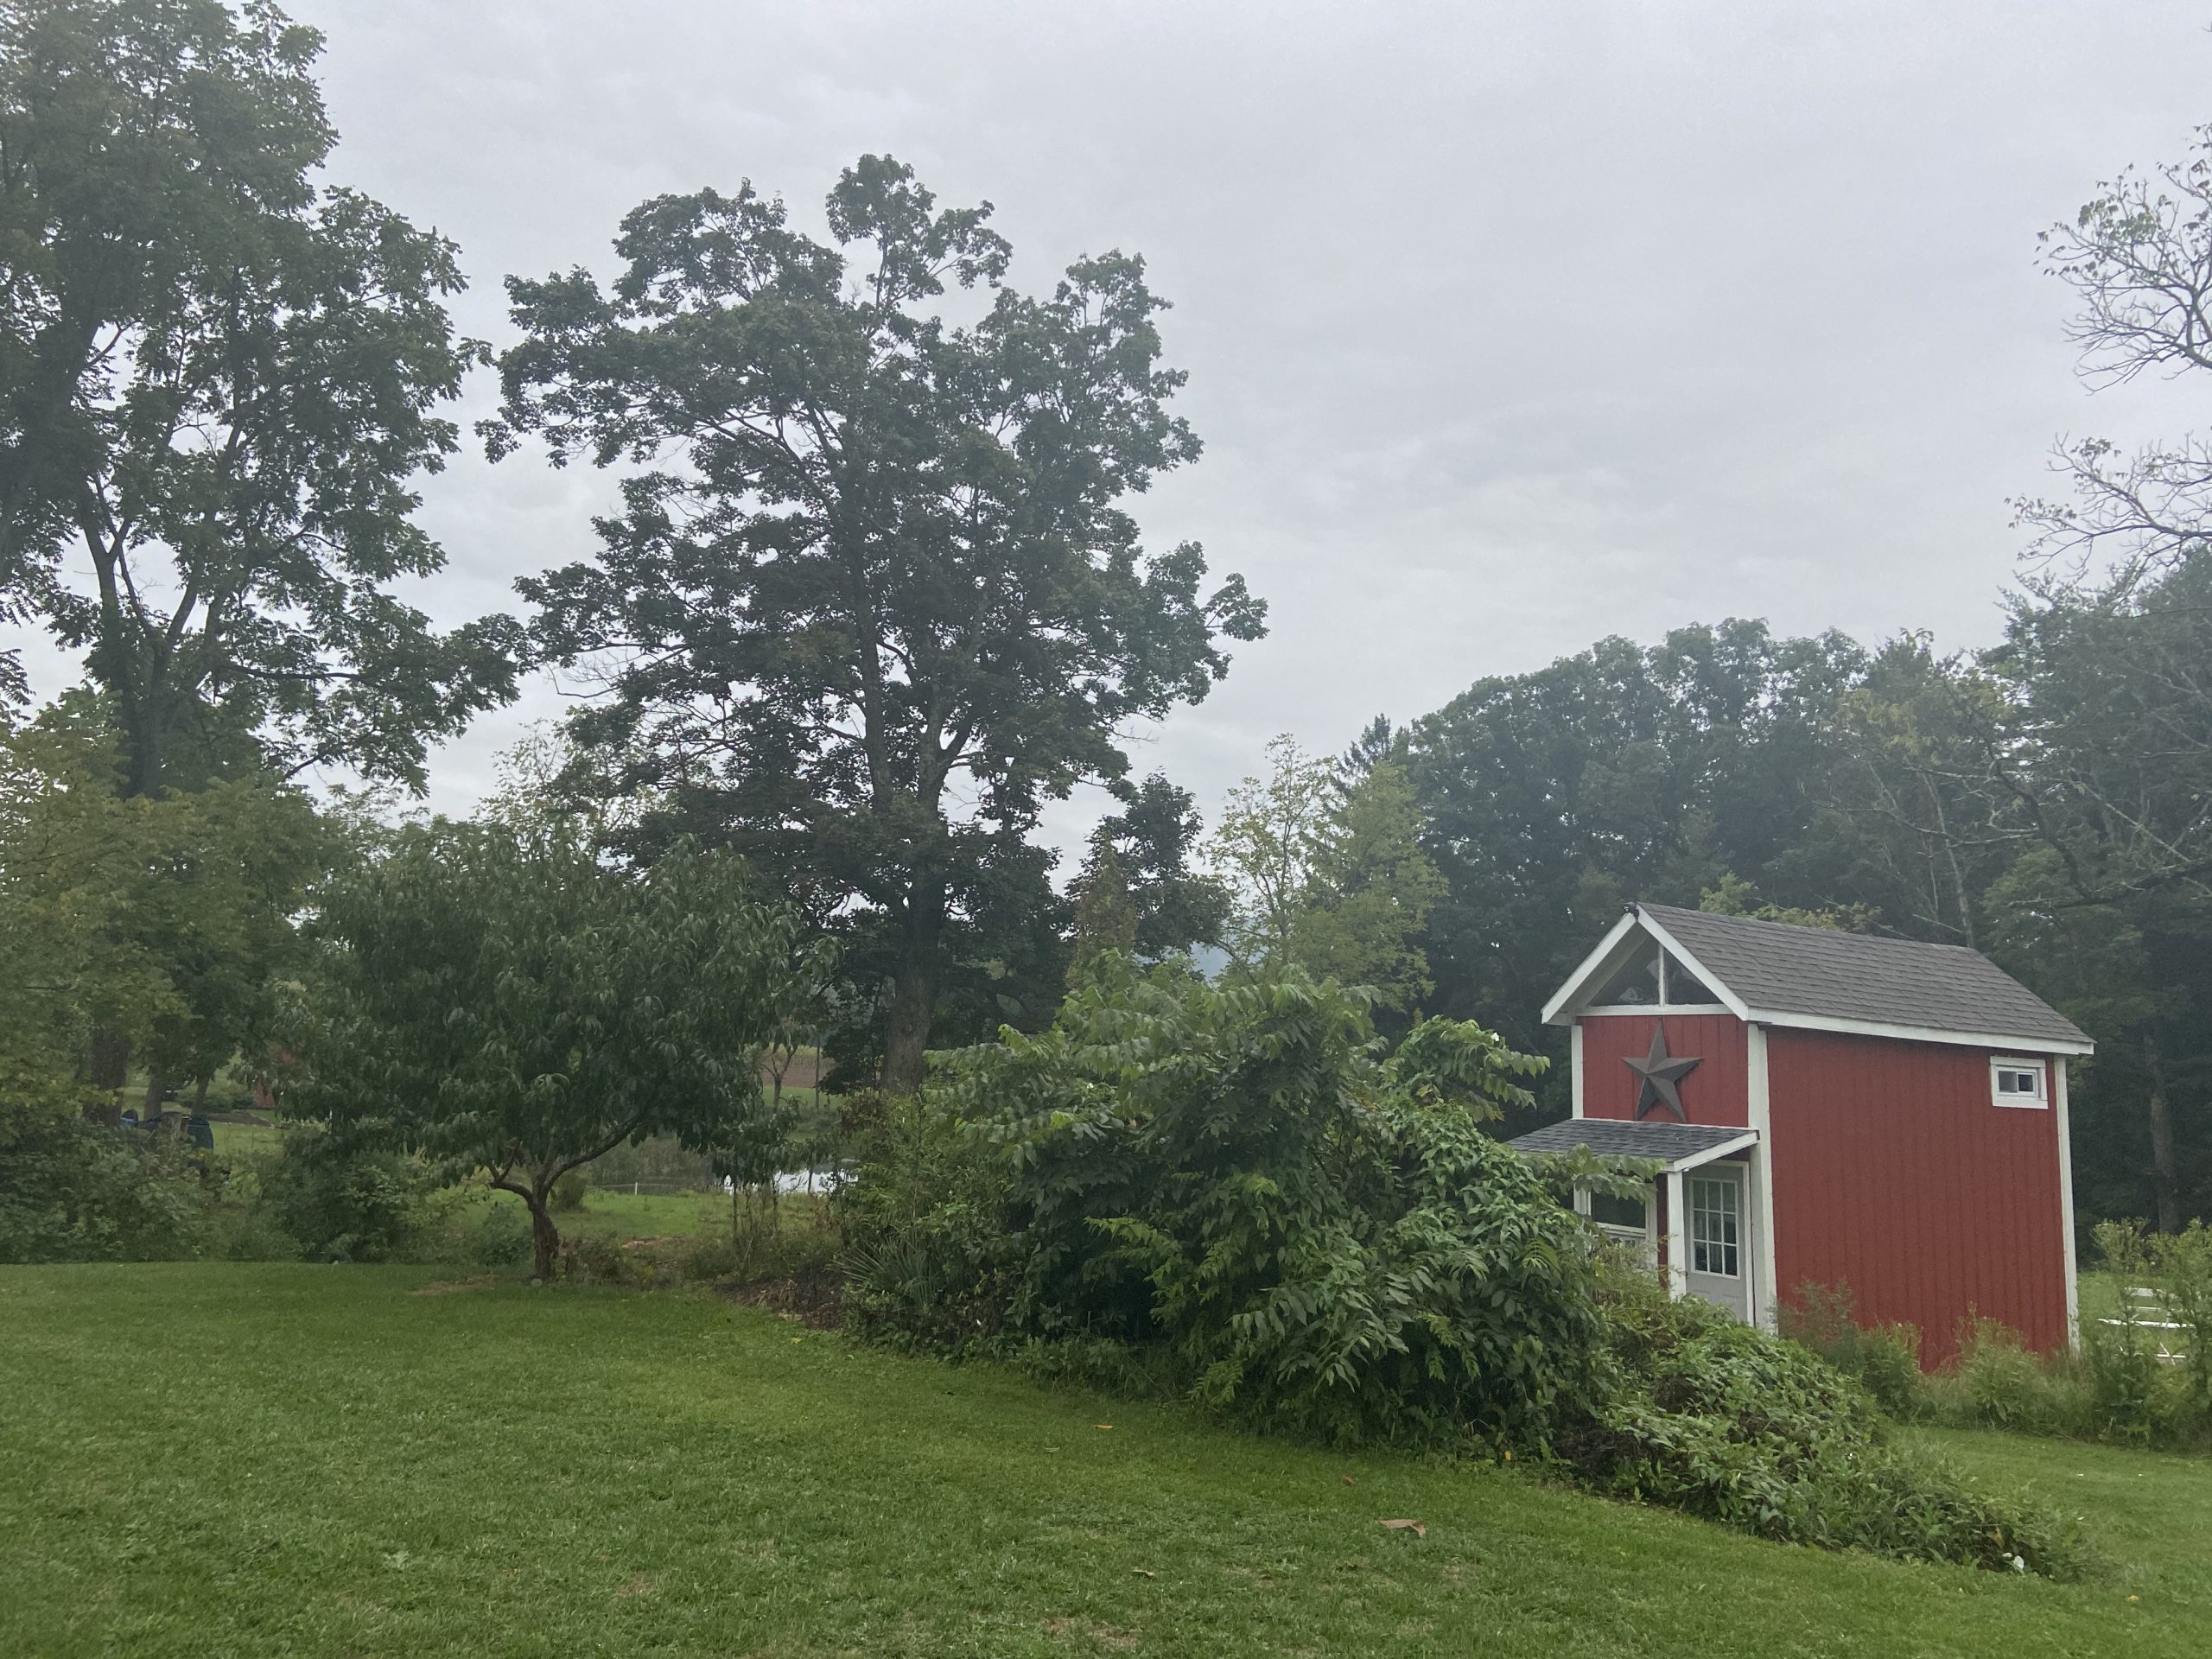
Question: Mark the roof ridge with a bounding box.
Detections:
[1601,899,2092,1050]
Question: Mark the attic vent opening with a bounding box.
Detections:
[1592,940,1721,1008]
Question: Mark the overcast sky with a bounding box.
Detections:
[22,2,2212,860]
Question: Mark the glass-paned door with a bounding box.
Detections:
[1682,1164,1751,1322]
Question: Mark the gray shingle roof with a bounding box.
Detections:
[1636,903,2089,1049]
[1507,1119,1751,1166]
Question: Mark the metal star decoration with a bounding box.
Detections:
[1624,1027,1700,1121]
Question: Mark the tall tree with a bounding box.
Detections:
[1212,734,1336,971]
[1986,552,2212,1229]
[1065,828,1137,986]
[0,701,320,1116]
[1294,756,1446,1014]
[1815,637,2020,950]
[1095,771,1229,959]
[1,0,520,796]
[2018,124,2212,574]
[1403,620,1866,1095]
[1212,735,1442,1014]
[490,156,1263,1092]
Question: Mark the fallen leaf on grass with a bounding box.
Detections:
[1132,1568,1156,1579]
[1341,1475,1355,1486]
[1378,1519,1426,1538]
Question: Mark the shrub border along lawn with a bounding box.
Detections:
[3,1263,2202,1659]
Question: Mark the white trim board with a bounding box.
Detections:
[1541,912,1644,1026]
[1746,1022,1779,1332]
[2056,1058,2081,1351]
[1744,1007,2093,1058]
[1659,1129,1759,1173]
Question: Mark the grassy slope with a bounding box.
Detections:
[3,1268,2202,1659]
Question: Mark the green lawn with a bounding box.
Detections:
[3,1266,2203,1658]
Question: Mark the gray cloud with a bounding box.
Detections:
[18,0,2210,860]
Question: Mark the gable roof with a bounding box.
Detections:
[1543,902,2093,1055]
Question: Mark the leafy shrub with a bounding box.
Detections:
[840,964,2091,1574]
[1564,1272,2086,1576]
[1779,1281,1923,1417]
[961,966,1597,1446]
[1941,1317,2086,1437]
[420,1191,534,1268]
[2152,1221,2212,1437]
[682,1233,741,1283]
[211,1200,300,1262]
[560,1233,650,1285]
[550,1166,591,1213]
[257,1125,440,1262]
[840,1090,1015,1351]
[0,1103,213,1262]
[556,1229,748,1287]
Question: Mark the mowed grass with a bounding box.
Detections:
[3,1268,2205,1659]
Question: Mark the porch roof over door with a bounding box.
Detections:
[1506,1118,1757,1173]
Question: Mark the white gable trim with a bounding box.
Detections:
[1541,911,1643,1026]
[1541,906,1756,1026]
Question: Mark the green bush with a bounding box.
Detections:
[1778,1282,1923,1417]
[840,1090,1015,1351]
[1940,1317,2086,1437]
[257,1125,441,1263]
[906,963,1597,1446]
[550,1166,591,1213]
[681,1233,741,1284]
[838,964,2091,1574]
[0,1104,213,1262]
[2153,1222,2212,1437]
[461,1198,535,1267]
[1564,1273,2086,1577]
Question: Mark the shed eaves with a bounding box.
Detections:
[1637,903,2089,1048]
[1507,1119,1751,1166]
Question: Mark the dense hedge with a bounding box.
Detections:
[842,958,2086,1577]
[0,1104,212,1264]
[1565,1272,2083,1573]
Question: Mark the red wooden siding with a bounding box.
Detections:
[1766,1030,2067,1366]
[1578,1014,1749,1128]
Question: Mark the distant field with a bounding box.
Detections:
[3,1264,2204,1658]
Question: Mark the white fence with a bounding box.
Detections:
[2098,1285,2192,1363]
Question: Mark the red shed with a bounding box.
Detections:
[1508,903,2093,1366]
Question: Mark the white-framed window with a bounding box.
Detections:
[1990,1057,2049,1109]
[1688,1175,1740,1277]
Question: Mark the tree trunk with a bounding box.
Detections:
[880,881,944,1097]
[86,1027,130,1123]
[2146,1045,2181,1235]
[526,1191,562,1281]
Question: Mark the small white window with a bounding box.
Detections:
[1990,1058,2047,1108]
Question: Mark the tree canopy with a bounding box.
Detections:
[489,156,1263,1091]
[1,0,521,795]
[290,819,825,1277]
